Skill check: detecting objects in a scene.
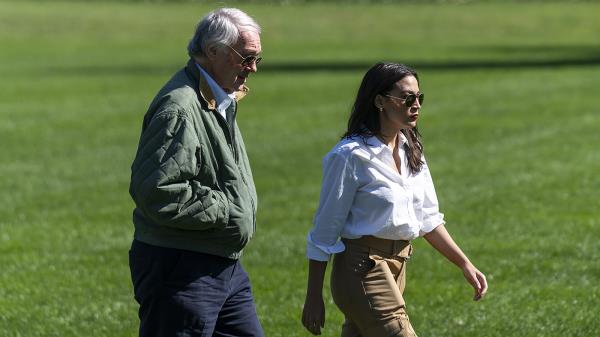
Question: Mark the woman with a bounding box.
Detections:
[301,62,488,337]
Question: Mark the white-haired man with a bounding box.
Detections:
[129,8,264,337]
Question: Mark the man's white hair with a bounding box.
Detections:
[187,8,261,58]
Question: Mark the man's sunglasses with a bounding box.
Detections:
[385,92,424,107]
[226,45,262,67]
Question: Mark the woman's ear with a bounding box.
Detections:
[374,94,384,110]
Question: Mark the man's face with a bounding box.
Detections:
[212,31,261,93]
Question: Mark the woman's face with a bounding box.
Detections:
[376,75,422,131]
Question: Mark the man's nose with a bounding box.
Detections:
[246,61,258,72]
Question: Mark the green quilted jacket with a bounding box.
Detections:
[129,59,257,259]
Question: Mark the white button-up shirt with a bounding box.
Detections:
[306,134,445,261]
[195,63,236,119]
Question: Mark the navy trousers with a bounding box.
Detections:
[129,240,264,337]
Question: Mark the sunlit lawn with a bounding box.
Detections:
[1,1,599,336]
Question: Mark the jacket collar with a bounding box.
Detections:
[185,59,249,110]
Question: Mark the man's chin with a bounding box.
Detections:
[223,78,246,93]
[222,84,239,94]
[235,75,248,87]
[233,82,245,92]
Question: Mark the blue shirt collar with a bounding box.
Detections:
[195,63,235,118]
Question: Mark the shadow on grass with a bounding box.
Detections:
[260,57,600,72]
[43,57,600,77]
[43,45,600,76]
[262,45,600,72]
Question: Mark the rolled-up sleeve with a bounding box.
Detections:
[307,152,358,261]
[419,160,445,236]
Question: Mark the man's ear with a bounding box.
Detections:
[206,44,220,60]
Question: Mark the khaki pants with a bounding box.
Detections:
[331,236,418,337]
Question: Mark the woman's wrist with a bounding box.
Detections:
[459,260,474,271]
[306,285,324,298]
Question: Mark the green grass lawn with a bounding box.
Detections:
[1,1,599,336]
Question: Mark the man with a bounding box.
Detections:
[128,8,263,337]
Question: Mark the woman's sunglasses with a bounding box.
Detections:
[385,92,424,107]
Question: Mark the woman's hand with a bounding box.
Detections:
[424,224,489,301]
[461,263,488,301]
[302,259,329,335]
[302,292,326,335]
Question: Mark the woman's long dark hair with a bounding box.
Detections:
[342,62,424,174]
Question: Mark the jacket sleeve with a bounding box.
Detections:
[129,109,229,230]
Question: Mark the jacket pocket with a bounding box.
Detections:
[195,144,223,191]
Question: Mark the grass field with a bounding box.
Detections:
[1,1,599,336]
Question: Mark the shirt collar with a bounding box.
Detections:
[187,59,249,112]
[365,132,409,156]
[195,63,234,115]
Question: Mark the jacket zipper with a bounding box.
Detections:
[239,172,257,234]
[230,105,239,163]
[214,109,238,162]
[215,108,255,233]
